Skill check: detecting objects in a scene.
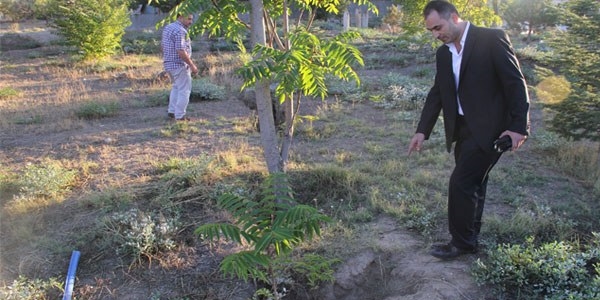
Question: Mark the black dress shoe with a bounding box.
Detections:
[429,243,476,260]
[175,116,193,121]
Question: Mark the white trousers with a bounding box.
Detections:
[167,66,192,119]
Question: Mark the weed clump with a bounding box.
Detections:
[16,161,77,198]
[473,235,600,299]
[75,101,120,119]
[102,208,179,264]
[0,276,63,300]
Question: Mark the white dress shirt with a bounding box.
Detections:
[446,22,470,116]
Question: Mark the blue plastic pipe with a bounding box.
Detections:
[63,250,81,300]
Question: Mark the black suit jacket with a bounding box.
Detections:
[416,24,530,153]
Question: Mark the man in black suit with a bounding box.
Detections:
[407,0,530,260]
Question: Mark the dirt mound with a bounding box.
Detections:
[316,217,485,300]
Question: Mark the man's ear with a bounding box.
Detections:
[450,13,460,24]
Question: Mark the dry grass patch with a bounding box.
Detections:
[202,52,246,90]
[0,52,164,135]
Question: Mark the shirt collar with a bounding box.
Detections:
[446,22,470,52]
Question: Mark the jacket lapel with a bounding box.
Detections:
[459,25,478,85]
[439,47,456,95]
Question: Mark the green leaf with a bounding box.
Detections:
[220,251,270,282]
[195,223,246,244]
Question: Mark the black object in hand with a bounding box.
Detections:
[493,135,512,153]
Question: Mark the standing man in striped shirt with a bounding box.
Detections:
[161,14,198,121]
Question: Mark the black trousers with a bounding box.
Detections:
[449,117,502,250]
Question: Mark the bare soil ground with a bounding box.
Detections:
[0,20,592,300]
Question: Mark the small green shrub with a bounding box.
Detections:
[0,276,63,300]
[247,253,340,299]
[156,155,217,191]
[279,253,340,290]
[83,188,134,212]
[0,87,21,99]
[369,73,429,110]
[191,78,227,102]
[103,208,179,264]
[384,84,428,110]
[473,235,600,299]
[483,206,576,246]
[0,33,41,51]
[515,44,552,63]
[49,0,131,59]
[16,160,77,200]
[121,31,161,55]
[529,129,568,152]
[195,173,332,299]
[75,101,120,119]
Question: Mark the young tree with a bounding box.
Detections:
[392,0,501,33]
[49,0,131,60]
[503,0,558,42]
[195,173,333,298]
[152,0,378,174]
[545,0,600,162]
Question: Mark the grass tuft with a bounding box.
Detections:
[0,87,21,99]
[0,276,63,300]
[75,101,120,119]
[5,159,78,214]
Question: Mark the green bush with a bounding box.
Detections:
[16,160,77,199]
[191,78,227,102]
[483,206,576,246]
[157,155,215,191]
[121,31,161,55]
[195,173,333,298]
[369,73,429,110]
[103,208,179,264]
[473,235,600,299]
[49,0,131,60]
[75,101,120,119]
[0,87,21,99]
[0,276,63,300]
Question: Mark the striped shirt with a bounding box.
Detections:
[161,20,191,72]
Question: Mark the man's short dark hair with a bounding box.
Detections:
[423,0,459,20]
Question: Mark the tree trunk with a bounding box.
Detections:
[596,142,600,192]
[596,142,600,164]
[250,0,283,174]
[280,0,295,172]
